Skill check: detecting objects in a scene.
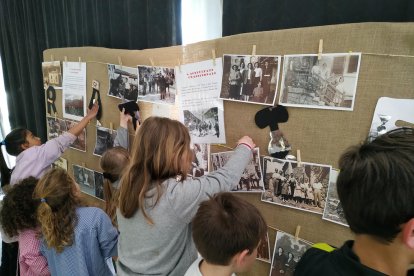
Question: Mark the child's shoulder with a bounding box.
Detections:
[76,206,107,221]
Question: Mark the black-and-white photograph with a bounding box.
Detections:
[189,143,209,177]
[322,169,348,227]
[93,126,117,156]
[64,94,84,118]
[73,165,95,196]
[270,231,312,276]
[42,61,62,88]
[257,232,271,263]
[75,165,95,196]
[46,117,67,140]
[107,64,139,101]
[261,157,331,214]
[137,66,176,105]
[94,171,104,200]
[184,107,220,139]
[210,148,264,192]
[220,55,281,106]
[52,157,68,171]
[65,120,86,152]
[279,53,361,111]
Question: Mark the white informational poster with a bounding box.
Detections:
[62,62,87,121]
[176,58,226,144]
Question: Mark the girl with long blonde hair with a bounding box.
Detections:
[117,116,255,275]
[34,168,118,276]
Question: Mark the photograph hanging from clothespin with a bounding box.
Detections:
[252,44,257,56]
[294,225,301,241]
[318,39,323,60]
[297,149,302,167]
[118,56,123,70]
[149,57,155,67]
[211,49,216,66]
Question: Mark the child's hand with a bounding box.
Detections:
[237,136,256,150]
[86,102,99,120]
[120,108,132,129]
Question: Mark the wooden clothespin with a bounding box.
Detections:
[177,58,182,73]
[252,45,257,56]
[118,56,123,69]
[149,57,155,67]
[64,56,68,66]
[109,122,114,134]
[78,57,82,68]
[51,55,54,62]
[318,39,323,60]
[54,112,57,120]
[211,49,216,66]
[294,225,301,241]
[82,162,86,168]
[297,149,302,167]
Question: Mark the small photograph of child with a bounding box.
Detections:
[210,148,264,193]
[220,54,281,106]
[270,231,312,276]
[93,127,117,157]
[107,64,139,101]
[189,143,209,177]
[256,232,271,263]
[261,157,331,214]
[322,169,349,227]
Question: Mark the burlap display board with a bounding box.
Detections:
[44,22,414,275]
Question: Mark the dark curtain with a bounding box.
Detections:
[0,0,181,141]
[223,0,414,36]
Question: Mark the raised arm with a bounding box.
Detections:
[68,103,99,137]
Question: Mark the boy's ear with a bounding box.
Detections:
[402,218,414,249]
[233,249,250,267]
[20,142,30,150]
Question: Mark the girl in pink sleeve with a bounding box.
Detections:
[0,177,50,276]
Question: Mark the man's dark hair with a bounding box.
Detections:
[192,192,267,265]
[337,128,414,243]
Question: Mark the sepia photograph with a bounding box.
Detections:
[46,117,67,140]
[322,169,348,227]
[65,119,86,152]
[210,148,264,192]
[279,53,361,111]
[107,64,139,101]
[93,126,117,156]
[220,54,281,106]
[256,232,271,263]
[189,143,209,177]
[94,171,104,200]
[261,157,331,214]
[184,107,220,141]
[42,61,62,88]
[137,65,176,105]
[270,231,312,276]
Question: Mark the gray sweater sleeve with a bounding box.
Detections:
[113,126,129,149]
[165,145,253,223]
